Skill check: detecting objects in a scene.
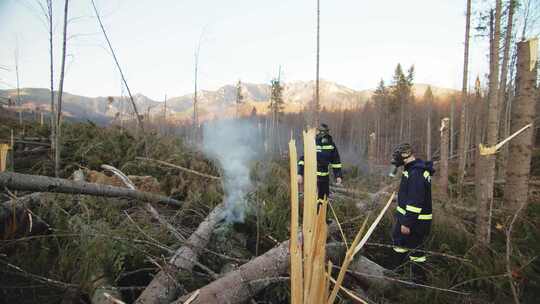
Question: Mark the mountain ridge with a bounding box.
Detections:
[0,81,458,123]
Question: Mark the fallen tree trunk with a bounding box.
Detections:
[463,179,540,186]
[355,183,397,213]
[330,185,367,198]
[171,237,293,304]
[135,203,225,304]
[172,237,390,304]
[0,172,182,207]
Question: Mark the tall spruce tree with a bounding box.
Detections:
[268,78,284,153]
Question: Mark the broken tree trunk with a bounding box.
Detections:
[172,234,292,304]
[0,172,181,207]
[476,1,502,246]
[368,132,376,173]
[503,39,538,210]
[439,118,450,199]
[172,231,391,304]
[135,203,225,304]
[457,0,472,197]
[354,183,397,213]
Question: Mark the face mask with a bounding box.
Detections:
[316,131,328,140]
[388,151,407,177]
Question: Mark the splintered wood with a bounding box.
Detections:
[479,123,533,155]
[289,137,303,304]
[289,129,392,304]
[0,144,10,172]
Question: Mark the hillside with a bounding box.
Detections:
[0,81,458,123]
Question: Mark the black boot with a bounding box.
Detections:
[411,262,427,285]
[391,251,407,274]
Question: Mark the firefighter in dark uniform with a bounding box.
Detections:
[297,124,343,206]
[390,143,434,283]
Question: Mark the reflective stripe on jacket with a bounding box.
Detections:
[298,134,342,178]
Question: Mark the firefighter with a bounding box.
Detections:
[390,143,434,283]
[297,123,343,206]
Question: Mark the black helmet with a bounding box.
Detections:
[393,143,412,157]
[391,143,413,167]
[318,123,330,134]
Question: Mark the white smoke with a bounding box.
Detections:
[202,119,261,223]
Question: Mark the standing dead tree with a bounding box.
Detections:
[47,0,54,137]
[368,132,376,173]
[503,39,538,210]
[192,28,206,142]
[439,118,450,199]
[54,0,69,177]
[193,40,200,139]
[476,0,502,246]
[36,0,56,160]
[90,0,144,133]
[313,0,321,128]
[497,0,518,180]
[14,41,21,107]
[457,0,472,196]
[425,86,434,160]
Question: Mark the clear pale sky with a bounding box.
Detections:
[0,0,511,100]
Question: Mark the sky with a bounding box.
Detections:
[0,0,535,100]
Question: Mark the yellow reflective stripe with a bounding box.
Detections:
[393,247,409,253]
[331,163,342,168]
[396,206,406,215]
[322,145,334,150]
[409,256,427,262]
[317,172,329,176]
[406,205,422,213]
[402,171,409,178]
[418,214,432,220]
[298,161,304,165]
[316,145,322,150]
[424,170,432,182]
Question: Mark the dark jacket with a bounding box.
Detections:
[396,159,434,228]
[298,134,342,179]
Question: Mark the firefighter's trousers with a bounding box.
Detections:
[391,219,431,283]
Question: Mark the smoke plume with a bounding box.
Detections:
[202,119,261,223]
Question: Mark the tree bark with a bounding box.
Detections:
[314,0,321,128]
[426,93,433,160]
[0,172,182,207]
[135,203,225,304]
[476,0,502,246]
[474,77,485,204]
[368,132,376,173]
[497,0,517,180]
[46,0,56,165]
[457,0,472,197]
[503,39,538,210]
[172,240,388,304]
[450,97,456,157]
[439,118,450,199]
[54,0,69,177]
